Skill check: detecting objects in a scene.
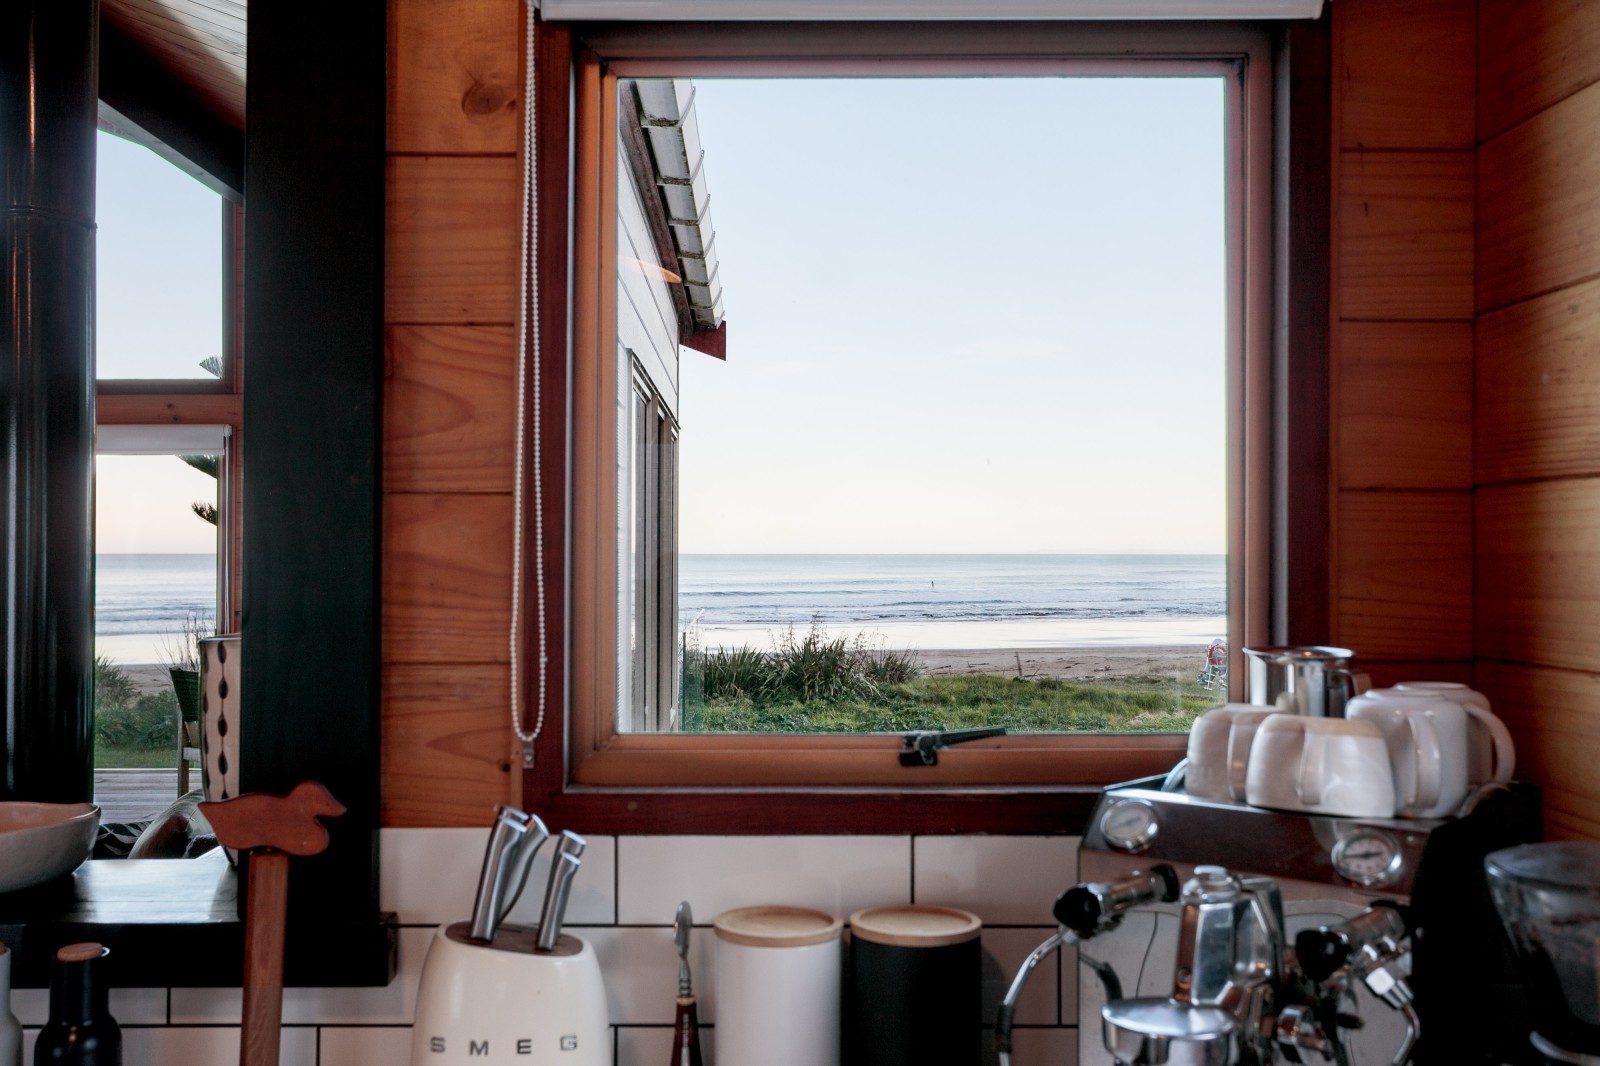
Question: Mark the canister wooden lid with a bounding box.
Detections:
[849,905,982,948]
[714,906,843,948]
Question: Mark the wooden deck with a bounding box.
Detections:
[93,768,186,823]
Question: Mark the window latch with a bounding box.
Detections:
[899,727,1008,767]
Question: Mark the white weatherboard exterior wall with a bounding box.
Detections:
[10,833,1083,1064]
[618,129,681,419]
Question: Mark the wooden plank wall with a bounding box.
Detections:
[1477,0,1600,841]
[382,0,523,825]
[1329,0,1476,689]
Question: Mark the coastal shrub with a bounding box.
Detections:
[94,657,178,751]
[697,626,922,706]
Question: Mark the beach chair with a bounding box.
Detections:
[1197,638,1229,690]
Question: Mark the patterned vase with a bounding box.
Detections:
[198,635,242,862]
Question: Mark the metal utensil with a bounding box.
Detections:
[674,901,694,996]
[469,806,531,941]
[495,812,551,926]
[671,900,704,1066]
[536,831,586,950]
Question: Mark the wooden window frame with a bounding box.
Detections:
[524,20,1275,833]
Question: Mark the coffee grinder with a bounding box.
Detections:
[1486,842,1600,1065]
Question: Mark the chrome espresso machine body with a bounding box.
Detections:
[996,861,1420,1066]
[1007,646,1542,1066]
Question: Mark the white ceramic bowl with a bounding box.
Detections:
[0,802,99,893]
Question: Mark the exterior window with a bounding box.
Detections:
[93,128,242,820]
[564,26,1273,789]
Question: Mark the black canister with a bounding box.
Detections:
[845,905,981,1066]
[35,943,120,1066]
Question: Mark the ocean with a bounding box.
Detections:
[683,554,1226,651]
[95,553,215,664]
[94,552,1227,662]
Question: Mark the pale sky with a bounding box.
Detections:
[96,130,224,554]
[675,77,1228,554]
[97,79,1228,557]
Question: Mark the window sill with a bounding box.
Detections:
[524,781,1114,835]
[0,850,396,988]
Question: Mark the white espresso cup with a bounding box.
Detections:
[1245,715,1396,818]
[1186,704,1276,803]
[1347,688,1469,819]
[1393,681,1516,786]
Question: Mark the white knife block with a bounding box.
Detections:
[410,922,609,1065]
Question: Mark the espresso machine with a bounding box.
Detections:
[1030,645,1542,1065]
[997,863,1420,1065]
[1486,842,1600,1065]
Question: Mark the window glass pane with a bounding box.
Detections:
[93,454,218,819]
[96,131,224,380]
[618,76,1228,736]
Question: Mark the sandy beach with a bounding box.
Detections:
[114,647,1213,693]
[917,644,1211,684]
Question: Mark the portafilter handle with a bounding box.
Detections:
[1054,864,1182,939]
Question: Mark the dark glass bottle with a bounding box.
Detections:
[34,943,120,1066]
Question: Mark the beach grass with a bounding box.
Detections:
[93,657,180,768]
[682,628,1213,734]
[691,673,1211,733]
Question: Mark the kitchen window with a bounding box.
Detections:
[550,22,1274,798]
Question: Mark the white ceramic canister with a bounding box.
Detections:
[0,943,20,1066]
[409,923,609,1065]
[714,906,844,1066]
[1393,681,1516,786]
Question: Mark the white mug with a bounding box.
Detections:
[1186,704,1275,803]
[1347,689,1468,819]
[1245,715,1396,818]
[1393,681,1516,786]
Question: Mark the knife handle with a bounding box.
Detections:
[669,996,704,1066]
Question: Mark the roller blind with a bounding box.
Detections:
[538,0,1324,20]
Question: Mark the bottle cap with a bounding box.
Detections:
[55,943,105,964]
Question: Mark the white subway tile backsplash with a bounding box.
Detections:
[617,1024,714,1065]
[380,828,617,927]
[121,1025,318,1066]
[915,836,1079,925]
[172,926,433,1024]
[987,1025,1079,1066]
[981,928,1059,1027]
[584,926,716,1026]
[319,1024,415,1065]
[617,836,910,924]
[73,830,1080,1063]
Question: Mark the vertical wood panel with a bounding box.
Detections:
[1336,321,1471,489]
[382,663,514,826]
[385,155,520,323]
[1337,0,1475,149]
[1476,274,1600,484]
[1478,80,1600,312]
[1338,151,1474,320]
[1475,481,1600,673]
[383,492,513,664]
[1475,660,1600,839]
[1479,0,1600,140]
[1334,490,1472,659]
[388,0,521,154]
[384,324,516,494]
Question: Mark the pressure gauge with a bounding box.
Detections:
[1100,798,1160,853]
[1332,829,1404,888]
